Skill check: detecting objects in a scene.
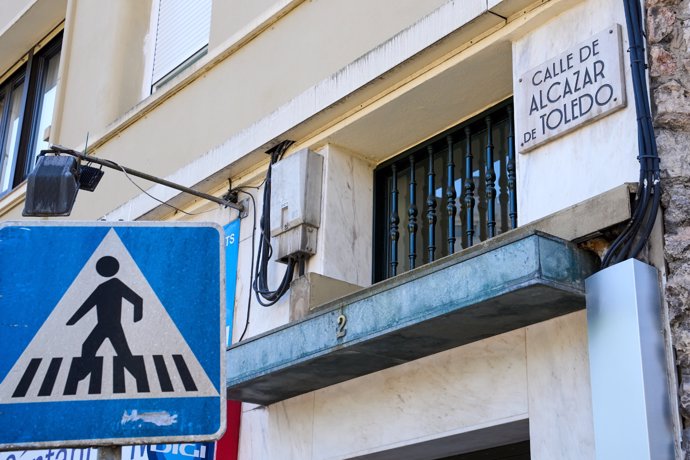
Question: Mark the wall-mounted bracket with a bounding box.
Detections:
[41,145,244,214]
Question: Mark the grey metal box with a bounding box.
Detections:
[270,149,323,261]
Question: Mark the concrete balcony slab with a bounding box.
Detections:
[226,231,598,405]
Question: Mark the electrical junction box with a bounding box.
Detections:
[270,148,324,262]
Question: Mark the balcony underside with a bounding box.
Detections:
[226,231,598,405]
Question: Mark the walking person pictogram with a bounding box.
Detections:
[64,255,150,395]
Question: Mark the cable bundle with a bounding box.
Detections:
[602,0,661,267]
[252,141,297,306]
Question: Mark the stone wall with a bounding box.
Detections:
[647,0,690,454]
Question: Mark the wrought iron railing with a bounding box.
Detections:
[373,99,517,282]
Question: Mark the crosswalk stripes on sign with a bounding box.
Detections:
[0,229,218,403]
[10,353,199,398]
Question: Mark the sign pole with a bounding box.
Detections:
[98,447,120,460]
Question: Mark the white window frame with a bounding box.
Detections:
[143,0,212,96]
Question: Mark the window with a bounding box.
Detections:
[150,0,212,91]
[0,33,62,196]
[373,100,517,282]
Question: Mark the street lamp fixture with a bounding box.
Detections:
[22,145,244,217]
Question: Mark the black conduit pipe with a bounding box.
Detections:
[602,0,661,267]
[252,141,297,307]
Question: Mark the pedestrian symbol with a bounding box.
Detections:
[0,222,225,449]
[68,255,143,361]
[65,255,148,395]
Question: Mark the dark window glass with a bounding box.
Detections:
[0,33,62,196]
[438,440,530,459]
[0,74,26,192]
[29,45,61,166]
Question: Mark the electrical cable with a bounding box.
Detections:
[115,161,221,217]
[251,141,297,307]
[235,188,258,342]
[625,0,661,258]
[602,0,661,267]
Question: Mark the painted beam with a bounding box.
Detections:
[227,232,598,405]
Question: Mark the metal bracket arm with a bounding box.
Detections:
[48,145,244,213]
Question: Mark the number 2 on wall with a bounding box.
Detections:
[336,314,347,338]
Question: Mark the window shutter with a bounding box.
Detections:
[151,0,212,85]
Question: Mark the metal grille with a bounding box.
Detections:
[373,100,517,282]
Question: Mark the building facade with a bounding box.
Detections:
[0,0,688,458]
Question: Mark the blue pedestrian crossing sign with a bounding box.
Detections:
[0,222,225,449]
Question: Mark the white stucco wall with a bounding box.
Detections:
[513,0,640,224]
[0,0,67,79]
[236,311,593,460]
[12,0,451,222]
[0,1,639,456]
[0,0,34,32]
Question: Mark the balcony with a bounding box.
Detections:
[227,226,603,405]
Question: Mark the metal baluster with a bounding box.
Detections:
[507,106,518,229]
[389,165,399,277]
[426,146,437,262]
[464,127,475,247]
[446,135,457,254]
[485,116,496,238]
[459,175,467,250]
[498,123,509,234]
[408,156,418,270]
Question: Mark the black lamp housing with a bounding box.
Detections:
[21,144,244,217]
[23,154,80,216]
